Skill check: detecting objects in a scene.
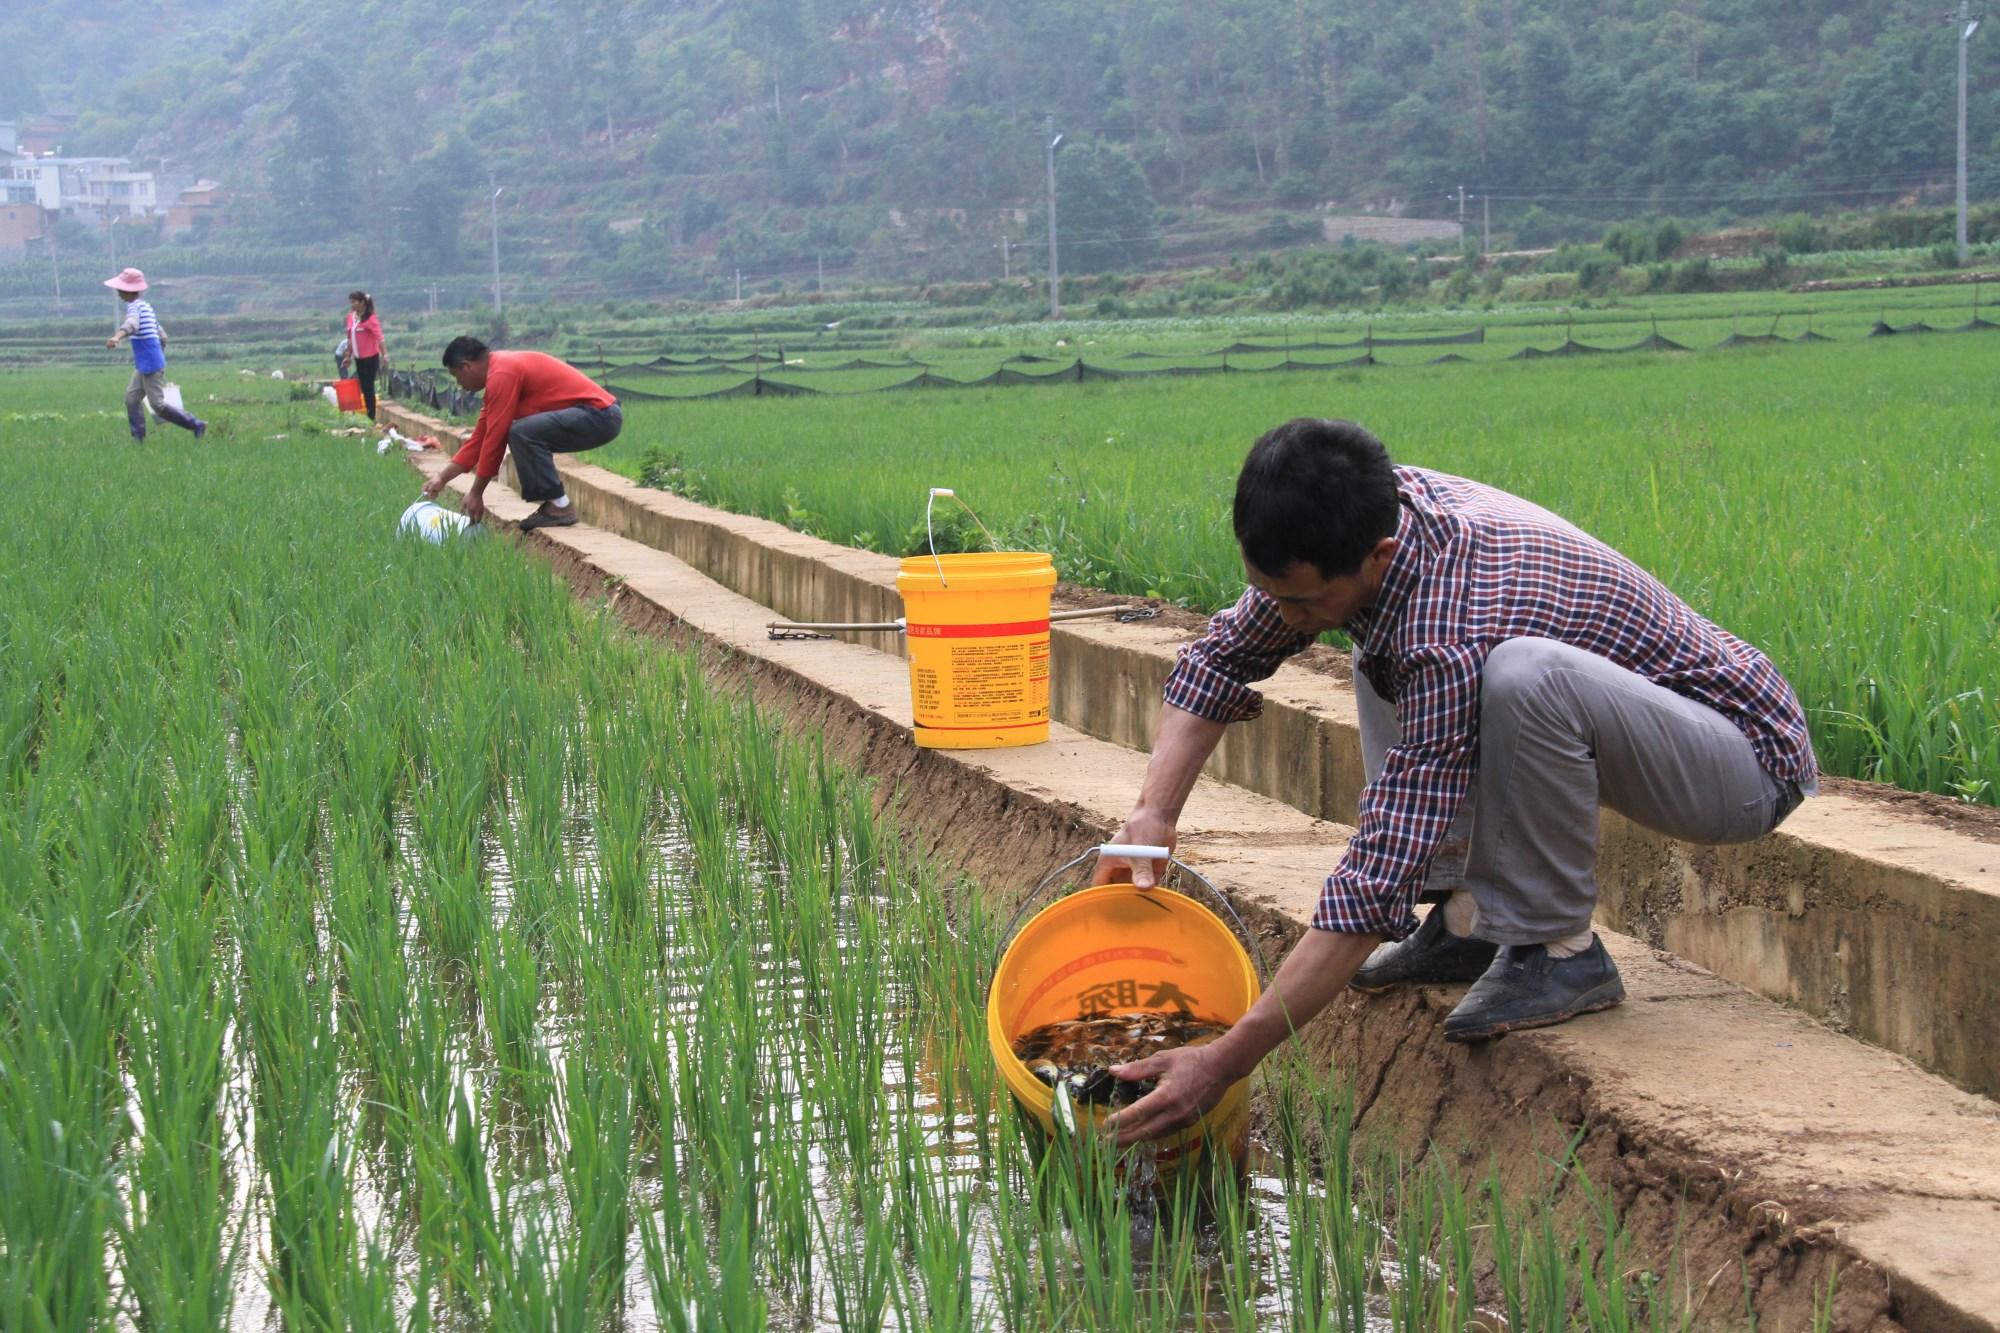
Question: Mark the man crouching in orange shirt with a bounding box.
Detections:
[421,336,624,529]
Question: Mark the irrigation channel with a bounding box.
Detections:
[0,427,1723,1330]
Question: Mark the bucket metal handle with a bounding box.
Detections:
[924,487,1001,588]
[993,843,1273,988]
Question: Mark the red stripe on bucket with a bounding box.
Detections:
[906,619,1051,638]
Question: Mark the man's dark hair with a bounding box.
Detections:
[1233,419,1401,578]
[441,335,489,369]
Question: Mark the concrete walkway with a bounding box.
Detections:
[430,415,2000,1108]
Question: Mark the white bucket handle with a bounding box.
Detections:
[924,486,1001,588]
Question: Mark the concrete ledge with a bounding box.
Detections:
[406,445,2000,1333]
[382,403,2000,1102]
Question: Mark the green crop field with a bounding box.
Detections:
[3,373,1744,1328]
[12,280,1996,807]
[581,326,1999,807]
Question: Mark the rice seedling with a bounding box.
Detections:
[116,875,239,1332]
[0,374,1738,1329]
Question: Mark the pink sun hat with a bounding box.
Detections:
[103,267,149,293]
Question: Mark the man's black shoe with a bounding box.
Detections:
[1350,907,1499,993]
[1441,936,1625,1042]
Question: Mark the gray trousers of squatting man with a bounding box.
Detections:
[1356,636,1806,945]
[125,370,201,437]
[508,403,624,502]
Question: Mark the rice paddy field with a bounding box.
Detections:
[1,374,1776,1329]
[576,314,2000,808]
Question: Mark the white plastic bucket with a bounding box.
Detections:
[398,498,478,544]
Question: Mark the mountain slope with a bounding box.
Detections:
[8,0,1996,292]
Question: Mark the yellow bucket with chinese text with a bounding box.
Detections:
[896,551,1056,749]
[986,850,1263,1185]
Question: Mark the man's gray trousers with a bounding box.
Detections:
[1354,637,1804,945]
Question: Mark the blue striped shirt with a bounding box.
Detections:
[121,300,166,374]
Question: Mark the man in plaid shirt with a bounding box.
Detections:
[1104,419,1814,1147]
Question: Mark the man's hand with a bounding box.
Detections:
[1092,810,1177,889]
[1104,1041,1238,1147]
[422,462,468,503]
[105,336,119,349]
[462,486,488,523]
[1093,704,1226,889]
[1103,927,1382,1147]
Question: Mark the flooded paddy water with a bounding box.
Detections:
[1,427,1694,1331]
[141,717,1558,1333]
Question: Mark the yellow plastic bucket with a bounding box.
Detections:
[986,877,1262,1184]
[896,552,1057,749]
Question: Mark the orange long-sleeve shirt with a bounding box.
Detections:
[452,351,617,479]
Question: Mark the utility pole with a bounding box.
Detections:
[734,268,743,302]
[488,175,505,312]
[817,251,824,293]
[1045,118,1064,320]
[107,218,120,316]
[999,235,1012,279]
[1456,184,1468,241]
[50,230,61,314]
[1482,195,1491,255]
[1958,0,1983,266]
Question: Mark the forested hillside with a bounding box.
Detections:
[7,0,1996,296]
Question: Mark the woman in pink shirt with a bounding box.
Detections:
[342,290,384,420]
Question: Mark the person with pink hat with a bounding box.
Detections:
[103,267,207,441]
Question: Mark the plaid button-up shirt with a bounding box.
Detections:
[1163,466,1818,939]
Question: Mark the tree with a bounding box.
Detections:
[1826,31,1951,178]
[270,55,357,239]
[395,132,479,274]
[0,69,41,119]
[1044,140,1160,274]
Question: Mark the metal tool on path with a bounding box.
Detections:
[755,483,1158,637]
[765,602,1158,640]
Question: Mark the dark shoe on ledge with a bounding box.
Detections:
[1350,907,1499,993]
[1441,936,1625,1042]
[519,503,579,531]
